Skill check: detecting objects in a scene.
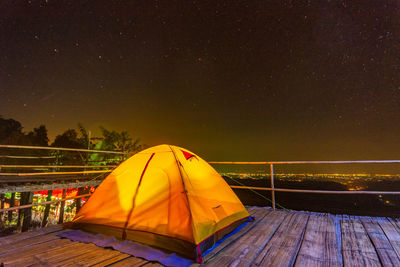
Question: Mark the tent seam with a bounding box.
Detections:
[121,152,155,240]
[168,145,197,244]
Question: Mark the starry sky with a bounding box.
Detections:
[1,0,400,161]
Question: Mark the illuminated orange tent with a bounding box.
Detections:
[70,144,249,261]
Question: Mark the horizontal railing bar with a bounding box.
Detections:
[210,160,400,164]
[0,155,56,159]
[0,165,117,169]
[220,173,400,176]
[3,186,395,212]
[0,180,102,194]
[0,170,112,176]
[209,161,278,164]
[0,193,91,212]
[230,185,400,194]
[0,144,127,154]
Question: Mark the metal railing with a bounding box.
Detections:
[0,144,128,154]
[0,165,117,169]
[209,160,400,211]
[3,144,400,221]
[0,144,126,232]
[0,145,123,181]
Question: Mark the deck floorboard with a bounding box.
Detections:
[294,214,341,267]
[203,206,272,263]
[254,212,309,267]
[1,207,400,266]
[379,218,400,259]
[90,254,132,267]
[361,217,400,266]
[206,210,287,266]
[0,224,63,246]
[341,218,381,267]
[107,256,148,266]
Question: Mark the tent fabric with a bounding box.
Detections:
[69,144,250,261]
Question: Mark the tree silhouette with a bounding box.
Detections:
[27,125,49,146]
[52,129,84,148]
[0,116,25,145]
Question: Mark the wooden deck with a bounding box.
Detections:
[1,206,400,266]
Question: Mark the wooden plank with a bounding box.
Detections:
[108,256,148,266]
[17,242,115,266]
[2,262,42,267]
[245,205,257,214]
[207,210,287,266]
[0,238,72,265]
[0,180,102,194]
[391,218,400,228]
[361,217,400,266]
[295,214,341,267]
[379,218,400,258]
[205,255,251,266]
[341,218,381,267]
[0,230,65,255]
[0,224,63,246]
[28,241,91,265]
[39,243,101,266]
[74,248,123,266]
[246,205,272,216]
[4,241,90,266]
[91,254,132,267]
[52,246,122,266]
[4,208,400,267]
[254,211,309,267]
[203,207,271,262]
[249,206,271,219]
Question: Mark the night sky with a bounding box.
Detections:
[1,1,400,161]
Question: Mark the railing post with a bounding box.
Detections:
[42,190,52,227]
[270,164,275,211]
[75,187,84,212]
[8,193,15,223]
[21,191,33,232]
[58,189,67,224]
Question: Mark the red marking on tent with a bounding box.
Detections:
[181,150,198,160]
[196,245,203,263]
[138,153,155,185]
